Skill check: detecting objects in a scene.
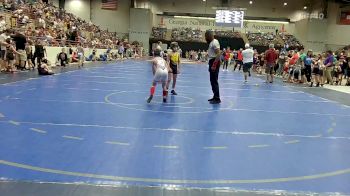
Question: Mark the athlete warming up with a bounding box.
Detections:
[167,42,180,95]
[147,47,169,103]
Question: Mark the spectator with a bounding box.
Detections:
[0,29,11,71]
[303,50,313,83]
[86,49,97,61]
[0,16,6,32]
[223,48,231,71]
[11,30,27,70]
[38,58,54,75]
[311,54,324,87]
[234,49,243,71]
[277,50,287,76]
[324,50,334,85]
[71,50,79,62]
[4,38,20,72]
[265,44,278,83]
[287,50,299,83]
[118,43,124,59]
[25,41,34,69]
[33,40,46,66]
[57,48,68,67]
[76,44,85,67]
[38,16,46,29]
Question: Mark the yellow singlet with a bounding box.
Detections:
[170,52,179,64]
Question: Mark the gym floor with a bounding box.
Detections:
[0,60,350,195]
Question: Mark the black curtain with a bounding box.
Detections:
[59,0,65,9]
[216,37,245,50]
[149,37,246,57]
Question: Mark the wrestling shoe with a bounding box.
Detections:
[171,90,177,95]
[147,95,153,103]
[209,99,221,104]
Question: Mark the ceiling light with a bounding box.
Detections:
[303,6,307,9]
[284,2,287,6]
[249,1,253,4]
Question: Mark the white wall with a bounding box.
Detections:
[294,18,327,53]
[64,0,91,21]
[90,0,130,34]
[294,19,308,44]
[129,8,152,53]
[306,19,327,53]
[326,2,350,51]
[45,46,117,65]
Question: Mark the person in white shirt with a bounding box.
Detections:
[0,16,6,32]
[38,17,46,29]
[0,29,10,71]
[147,46,170,103]
[205,30,221,104]
[242,43,254,82]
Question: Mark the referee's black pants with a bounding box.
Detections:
[209,58,220,100]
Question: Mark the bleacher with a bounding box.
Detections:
[279,33,303,49]
[0,0,125,49]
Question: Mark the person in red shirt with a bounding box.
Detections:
[265,44,278,83]
[223,47,231,71]
[287,50,299,83]
[234,48,243,71]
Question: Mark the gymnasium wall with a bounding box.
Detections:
[43,46,116,64]
[90,0,131,34]
[294,19,308,45]
[326,2,350,51]
[58,0,131,34]
[129,8,152,53]
[294,18,327,53]
[65,0,91,21]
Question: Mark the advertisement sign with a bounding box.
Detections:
[157,16,290,33]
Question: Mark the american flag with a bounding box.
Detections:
[102,0,118,10]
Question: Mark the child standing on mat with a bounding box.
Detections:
[77,44,84,68]
[147,46,169,103]
[167,42,180,95]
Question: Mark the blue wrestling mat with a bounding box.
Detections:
[0,60,349,195]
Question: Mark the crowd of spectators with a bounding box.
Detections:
[214,30,241,38]
[1,0,125,49]
[185,50,208,62]
[171,28,202,42]
[246,32,282,47]
[151,27,167,40]
[279,33,303,49]
[251,48,350,86]
[153,28,242,42]
[0,0,144,75]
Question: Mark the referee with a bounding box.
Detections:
[205,30,221,104]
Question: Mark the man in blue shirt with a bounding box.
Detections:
[324,50,334,85]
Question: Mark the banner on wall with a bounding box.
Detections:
[339,11,350,25]
[157,16,291,33]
